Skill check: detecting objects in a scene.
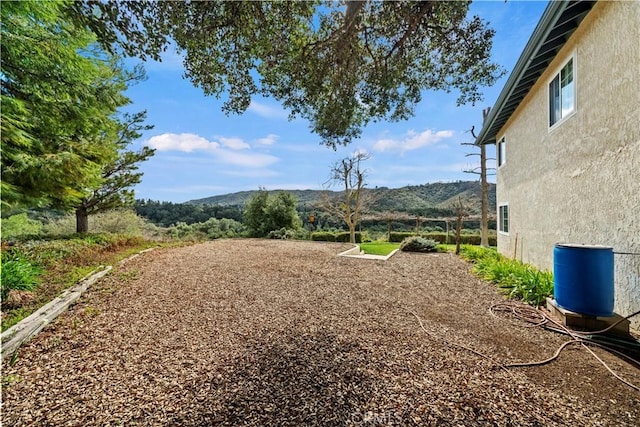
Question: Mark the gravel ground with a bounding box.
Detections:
[2,239,639,426]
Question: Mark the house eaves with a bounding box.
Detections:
[476,0,596,145]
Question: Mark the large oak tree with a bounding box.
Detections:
[70,1,503,147]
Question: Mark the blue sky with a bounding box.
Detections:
[125,1,548,203]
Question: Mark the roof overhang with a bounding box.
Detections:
[477,0,596,145]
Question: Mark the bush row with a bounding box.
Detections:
[311,231,363,243]
[459,245,553,306]
[388,232,497,246]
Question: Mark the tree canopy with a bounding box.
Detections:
[70,1,503,148]
[243,190,302,237]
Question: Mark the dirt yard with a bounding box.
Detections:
[2,240,639,426]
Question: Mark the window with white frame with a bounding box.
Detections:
[549,57,575,127]
[497,137,506,167]
[498,204,509,234]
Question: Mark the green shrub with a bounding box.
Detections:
[0,213,43,239]
[267,228,297,240]
[399,236,438,253]
[389,232,416,243]
[42,210,155,237]
[335,232,362,243]
[311,232,336,242]
[461,246,553,306]
[42,215,76,236]
[359,231,373,243]
[1,251,43,300]
[90,210,151,235]
[168,222,206,240]
[193,217,243,239]
[460,245,500,263]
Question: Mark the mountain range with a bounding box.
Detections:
[188,181,496,218]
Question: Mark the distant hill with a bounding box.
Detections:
[187,181,496,218]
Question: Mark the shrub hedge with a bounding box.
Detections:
[335,232,362,243]
[311,231,362,243]
[388,232,496,246]
[311,232,336,242]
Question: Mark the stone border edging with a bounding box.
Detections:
[1,247,157,362]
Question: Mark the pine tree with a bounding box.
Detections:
[75,112,155,233]
[1,1,132,211]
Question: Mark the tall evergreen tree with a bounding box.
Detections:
[1,1,132,211]
[75,111,155,233]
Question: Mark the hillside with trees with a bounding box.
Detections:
[187,181,495,219]
[129,181,497,239]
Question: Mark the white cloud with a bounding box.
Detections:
[248,100,289,119]
[146,132,279,168]
[372,129,454,153]
[219,136,250,150]
[216,150,279,168]
[148,133,219,152]
[256,134,279,146]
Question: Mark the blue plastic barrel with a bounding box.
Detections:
[553,243,614,316]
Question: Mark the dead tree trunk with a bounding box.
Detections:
[479,143,489,247]
[464,107,494,247]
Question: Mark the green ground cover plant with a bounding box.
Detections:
[1,234,162,331]
[459,245,553,306]
[1,251,43,301]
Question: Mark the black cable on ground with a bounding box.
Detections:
[489,302,640,392]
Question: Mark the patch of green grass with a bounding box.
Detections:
[359,242,400,256]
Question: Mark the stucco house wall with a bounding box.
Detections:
[494,1,640,327]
